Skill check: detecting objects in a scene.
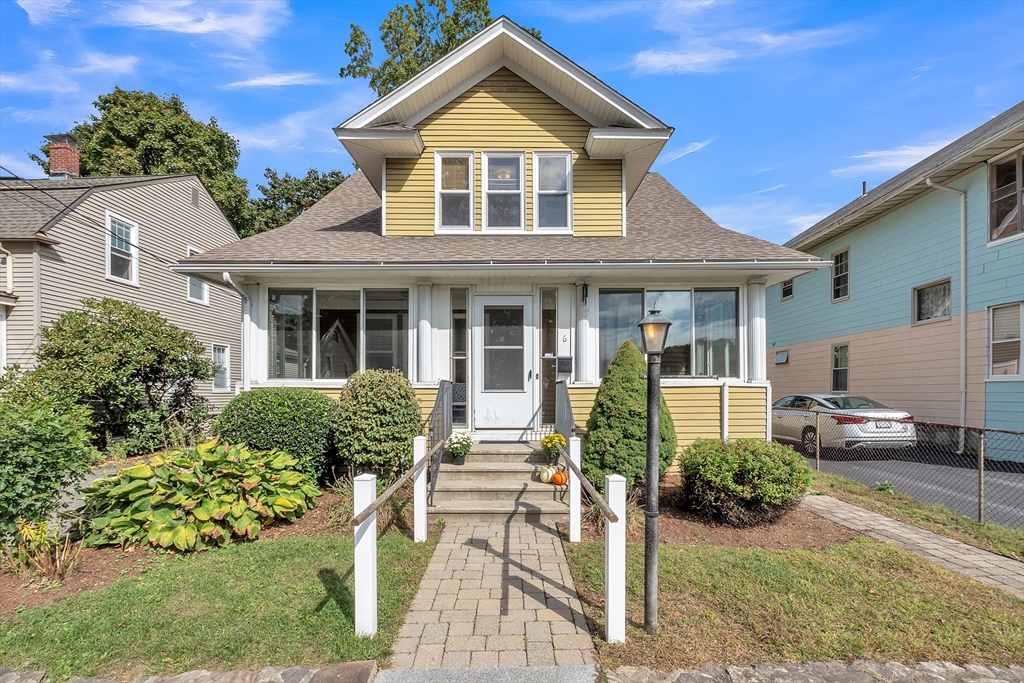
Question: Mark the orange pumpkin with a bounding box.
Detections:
[551,470,568,486]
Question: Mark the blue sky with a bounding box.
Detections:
[1,0,1021,244]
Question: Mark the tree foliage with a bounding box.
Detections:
[582,341,677,490]
[242,167,347,238]
[340,0,541,97]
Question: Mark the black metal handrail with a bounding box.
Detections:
[427,380,453,506]
[555,379,575,441]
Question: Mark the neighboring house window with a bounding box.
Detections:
[990,150,1022,242]
[990,302,1022,377]
[781,279,794,301]
[774,350,789,364]
[831,248,849,301]
[913,279,951,323]
[212,344,229,391]
[106,212,138,285]
[436,152,473,231]
[534,152,571,231]
[831,344,849,392]
[186,247,208,304]
[191,187,200,207]
[483,153,524,230]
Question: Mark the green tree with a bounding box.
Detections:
[340,0,541,97]
[31,87,251,231]
[582,341,677,490]
[244,167,347,238]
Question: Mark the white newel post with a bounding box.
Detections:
[747,280,767,382]
[418,284,433,384]
[413,435,427,542]
[605,474,626,643]
[569,437,582,542]
[353,473,377,637]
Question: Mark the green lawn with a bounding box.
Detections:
[565,538,1024,671]
[0,531,436,682]
[809,469,1024,560]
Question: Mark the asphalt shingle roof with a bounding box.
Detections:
[187,171,816,265]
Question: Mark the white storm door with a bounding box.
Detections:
[473,296,535,429]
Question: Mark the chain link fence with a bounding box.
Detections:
[772,408,1024,529]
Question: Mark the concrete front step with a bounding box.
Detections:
[428,499,568,523]
[438,460,551,481]
[433,479,567,502]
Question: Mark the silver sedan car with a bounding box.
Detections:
[772,394,917,454]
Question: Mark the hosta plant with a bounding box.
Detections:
[78,438,321,551]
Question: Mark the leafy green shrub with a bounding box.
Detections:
[213,387,337,478]
[678,438,811,526]
[0,400,99,538]
[582,341,676,489]
[78,438,321,551]
[2,298,214,455]
[334,369,423,482]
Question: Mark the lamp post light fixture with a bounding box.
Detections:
[638,308,672,635]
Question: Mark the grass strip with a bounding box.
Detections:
[0,530,436,682]
[809,469,1024,560]
[565,537,1024,671]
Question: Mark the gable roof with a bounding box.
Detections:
[180,170,818,269]
[788,101,1024,251]
[0,174,193,239]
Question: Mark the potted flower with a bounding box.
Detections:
[539,433,567,464]
[445,431,473,465]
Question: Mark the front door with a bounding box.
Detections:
[473,296,535,429]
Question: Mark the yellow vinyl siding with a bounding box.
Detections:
[663,386,722,447]
[385,68,622,236]
[728,386,768,439]
[568,386,599,429]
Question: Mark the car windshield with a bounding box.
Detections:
[824,396,890,410]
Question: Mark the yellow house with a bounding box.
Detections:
[177,18,826,516]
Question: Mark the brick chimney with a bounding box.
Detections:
[44,133,80,178]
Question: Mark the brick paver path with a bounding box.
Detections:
[389,521,595,670]
[804,495,1024,598]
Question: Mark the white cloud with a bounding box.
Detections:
[0,49,137,94]
[105,0,290,46]
[0,153,46,180]
[830,140,953,178]
[750,183,785,194]
[232,89,373,152]
[704,198,831,240]
[632,45,737,74]
[656,138,713,165]
[14,0,73,24]
[224,72,329,89]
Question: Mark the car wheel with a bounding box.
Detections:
[801,427,818,456]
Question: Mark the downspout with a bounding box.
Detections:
[0,242,12,296]
[222,272,251,392]
[925,178,967,447]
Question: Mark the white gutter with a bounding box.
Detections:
[0,242,12,296]
[926,178,967,440]
[221,272,251,392]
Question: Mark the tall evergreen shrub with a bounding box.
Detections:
[582,341,677,489]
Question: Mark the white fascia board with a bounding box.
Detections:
[585,128,674,157]
[333,128,424,154]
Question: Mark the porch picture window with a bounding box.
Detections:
[832,248,849,301]
[598,289,643,376]
[269,289,313,379]
[535,152,571,230]
[647,290,692,376]
[107,213,137,284]
[317,291,360,379]
[990,151,1021,242]
[186,247,208,304]
[365,289,409,375]
[437,153,473,230]
[693,290,738,377]
[451,289,468,425]
[832,344,849,392]
[990,303,1022,376]
[212,344,229,391]
[913,279,951,323]
[484,153,523,230]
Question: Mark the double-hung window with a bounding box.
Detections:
[781,279,794,301]
[106,212,138,285]
[484,153,524,231]
[990,303,1022,377]
[436,152,473,231]
[832,344,849,392]
[212,344,229,391]
[186,247,208,304]
[990,150,1022,242]
[831,248,849,301]
[534,152,571,231]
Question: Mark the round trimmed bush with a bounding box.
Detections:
[334,369,423,482]
[582,340,676,490]
[678,438,811,526]
[212,387,337,478]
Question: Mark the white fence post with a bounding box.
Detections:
[353,473,378,637]
[414,435,427,542]
[605,474,626,643]
[569,437,582,542]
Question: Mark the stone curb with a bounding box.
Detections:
[0,663,377,683]
[604,662,1024,683]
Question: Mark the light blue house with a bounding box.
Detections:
[766,103,1023,446]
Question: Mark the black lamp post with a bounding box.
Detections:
[638,307,672,635]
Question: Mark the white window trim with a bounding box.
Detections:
[988,302,1023,379]
[212,343,231,392]
[434,150,474,234]
[987,148,1023,246]
[831,247,850,303]
[780,279,794,302]
[911,277,951,325]
[532,151,573,233]
[105,210,139,287]
[831,343,850,393]
[482,151,525,233]
[186,246,210,305]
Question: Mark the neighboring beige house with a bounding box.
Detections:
[0,142,242,408]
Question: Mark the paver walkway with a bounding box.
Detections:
[389,521,595,670]
[804,495,1024,598]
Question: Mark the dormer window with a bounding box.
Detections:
[535,152,572,231]
[436,152,473,231]
[484,153,524,231]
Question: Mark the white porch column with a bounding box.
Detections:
[417,284,433,383]
[747,278,767,382]
[576,284,590,383]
